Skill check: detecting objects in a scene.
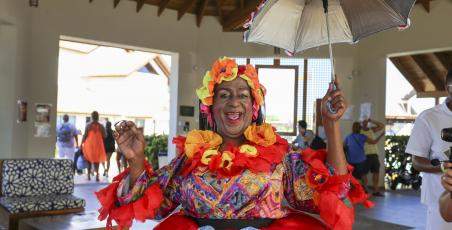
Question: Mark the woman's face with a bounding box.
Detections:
[212,78,253,140]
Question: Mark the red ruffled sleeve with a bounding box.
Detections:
[95,161,165,230]
[301,148,374,230]
[284,148,373,230]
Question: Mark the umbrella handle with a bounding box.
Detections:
[327,82,337,114]
[323,0,337,114]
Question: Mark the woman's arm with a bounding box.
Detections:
[81,124,90,143]
[321,80,347,175]
[369,118,385,132]
[366,132,384,144]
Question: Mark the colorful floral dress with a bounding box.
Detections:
[96,123,372,230]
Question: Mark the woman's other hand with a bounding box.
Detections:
[114,121,145,181]
[321,79,347,123]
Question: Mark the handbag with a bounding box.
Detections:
[77,154,88,170]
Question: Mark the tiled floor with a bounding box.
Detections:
[74,180,427,230]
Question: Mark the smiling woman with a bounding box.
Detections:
[96,57,372,230]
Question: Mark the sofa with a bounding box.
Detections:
[0,159,85,230]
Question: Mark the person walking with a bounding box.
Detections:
[82,111,107,181]
[56,114,79,160]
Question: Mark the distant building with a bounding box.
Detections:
[57,41,171,136]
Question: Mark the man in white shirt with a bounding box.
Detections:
[406,69,452,230]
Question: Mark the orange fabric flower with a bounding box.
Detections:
[185,130,222,158]
[244,123,276,147]
[210,58,238,83]
[244,64,259,83]
[197,57,266,107]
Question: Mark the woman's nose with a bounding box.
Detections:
[227,96,240,107]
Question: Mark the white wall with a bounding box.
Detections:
[5,0,355,159]
[0,0,32,158]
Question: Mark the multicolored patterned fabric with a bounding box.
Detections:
[117,151,336,219]
[97,129,372,230]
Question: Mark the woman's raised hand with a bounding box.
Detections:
[321,79,347,122]
[113,121,145,176]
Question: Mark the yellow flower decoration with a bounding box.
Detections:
[239,144,258,157]
[185,130,222,158]
[196,57,266,106]
[244,123,276,147]
[201,149,219,165]
[220,151,235,170]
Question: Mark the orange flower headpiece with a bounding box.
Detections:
[196,57,266,125]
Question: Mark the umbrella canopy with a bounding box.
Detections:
[244,0,416,54]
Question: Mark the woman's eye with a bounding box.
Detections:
[220,93,229,99]
[239,93,249,99]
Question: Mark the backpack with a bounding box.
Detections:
[57,123,72,142]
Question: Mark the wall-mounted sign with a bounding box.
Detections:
[180,105,195,117]
[17,100,28,123]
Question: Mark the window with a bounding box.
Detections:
[256,64,298,135]
[235,57,331,136]
[135,119,145,128]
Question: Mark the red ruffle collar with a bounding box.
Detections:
[172,123,289,178]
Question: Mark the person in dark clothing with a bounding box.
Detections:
[103,120,116,177]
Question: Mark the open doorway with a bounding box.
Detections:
[384,50,450,190]
[56,38,174,184]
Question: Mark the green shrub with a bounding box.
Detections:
[144,134,168,170]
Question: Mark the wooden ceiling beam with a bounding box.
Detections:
[222,0,261,31]
[389,57,426,92]
[178,0,196,21]
[215,0,224,24]
[418,0,431,13]
[197,0,209,27]
[136,0,146,13]
[113,0,120,8]
[411,54,444,90]
[158,0,171,16]
[417,91,448,98]
[154,56,171,79]
[434,52,452,70]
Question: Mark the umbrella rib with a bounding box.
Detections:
[293,0,307,54]
[376,0,405,24]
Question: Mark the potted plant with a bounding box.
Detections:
[144,134,168,170]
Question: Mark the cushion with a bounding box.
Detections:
[1,159,74,197]
[0,195,85,214]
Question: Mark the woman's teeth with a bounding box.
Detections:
[226,112,241,121]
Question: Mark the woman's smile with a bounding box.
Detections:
[224,112,242,123]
